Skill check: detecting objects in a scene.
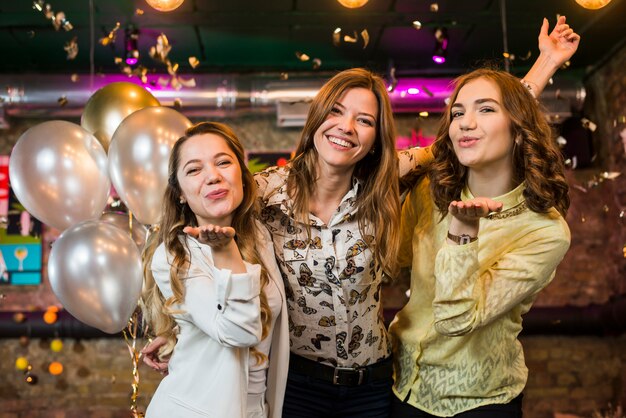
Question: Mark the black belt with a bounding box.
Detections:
[289,353,393,386]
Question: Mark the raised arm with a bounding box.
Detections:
[522,16,581,97]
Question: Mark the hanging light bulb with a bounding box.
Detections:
[337,0,369,9]
[432,27,448,64]
[145,0,185,12]
[574,0,612,9]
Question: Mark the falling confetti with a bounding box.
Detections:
[173,98,182,109]
[412,20,422,30]
[135,8,145,15]
[64,37,78,60]
[280,72,289,80]
[312,58,322,70]
[57,96,68,107]
[344,31,358,43]
[430,3,439,12]
[100,22,121,46]
[295,51,310,61]
[188,56,200,69]
[581,118,597,132]
[70,73,79,82]
[421,85,434,97]
[333,28,341,46]
[361,29,369,49]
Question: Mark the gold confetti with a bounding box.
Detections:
[502,52,511,59]
[333,28,342,46]
[361,29,369,49]
[32,1,44,12]
[150,34,172,62]
[170,77,182,90]
[344,31,358,43]
[421,85,434,97]
[430,3,439,12]
[603,205,610,213]
[114,57,123,64]
[188,56,200,69]
[312,58,322,70]
[295,51,310,61]
[581,215,586,223]
[135,8,144,15]
[561,60,571,69]
[27,30,35,38]
[70,73,79,82]
[600,172,621,180]
[173,98,182,109]
[581,118,597,132]
[412,20,422,30]
[100,22,120,46]
[64,37,78,60]
[519,50,532,61]
[419,111,429,117]
[280,72,289,80]
[58,96,68,107]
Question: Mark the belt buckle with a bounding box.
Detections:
[332,366,364,385]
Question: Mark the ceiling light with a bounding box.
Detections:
[125,27,139,66]
[432,27,448,64]
[145,0,185,12]
[574,0,612,9]
[337,0,369,9]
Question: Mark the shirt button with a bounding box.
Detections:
[217,304,222,310]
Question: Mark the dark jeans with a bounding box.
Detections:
[281,368,393,418]
[390,393,523,418]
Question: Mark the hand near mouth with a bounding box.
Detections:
[184,224,236,249]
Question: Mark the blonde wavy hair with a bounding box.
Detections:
[141,122,271,363]
[430,68,570,218]
[287,68,401,278]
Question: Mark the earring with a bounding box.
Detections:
[369,147,376,155]
[179,197,185,204]
[515,138,522,146]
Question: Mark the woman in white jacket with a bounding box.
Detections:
[141,122,288,418]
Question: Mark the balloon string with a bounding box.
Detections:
[122,310,145,418]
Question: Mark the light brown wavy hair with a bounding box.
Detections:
[141,122,271,363]
[287,68,401,277]
[430,68,569,218]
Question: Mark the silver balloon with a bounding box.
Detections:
[99,211,148,250]
[48,220,143,334]
[108,106,192,225]
[9,121,110,231]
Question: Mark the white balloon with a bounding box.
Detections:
[9,121,110,230]
[48,220,143,334]
[108,107,192,225]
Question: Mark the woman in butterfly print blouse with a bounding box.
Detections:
[253,23,574,415]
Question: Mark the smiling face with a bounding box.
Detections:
[449,77,515,174]
[176,133,244,227]
[312,87,378,173]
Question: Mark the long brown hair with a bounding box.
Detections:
[141,122,271,362]
[430,68,570,218]
[287,68,400,277]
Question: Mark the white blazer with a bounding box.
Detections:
[256,225,289,418]
[146,234,262,418]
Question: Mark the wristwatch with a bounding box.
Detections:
[447,231,477,245]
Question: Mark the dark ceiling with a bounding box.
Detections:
[0,0,624,78]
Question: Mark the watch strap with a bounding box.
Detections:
[447,231,478,245]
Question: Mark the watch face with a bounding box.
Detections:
[459,235,472,245]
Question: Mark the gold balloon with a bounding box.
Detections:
[145,0,185,12]
[575,0,612,9]
[81,82,160,152]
